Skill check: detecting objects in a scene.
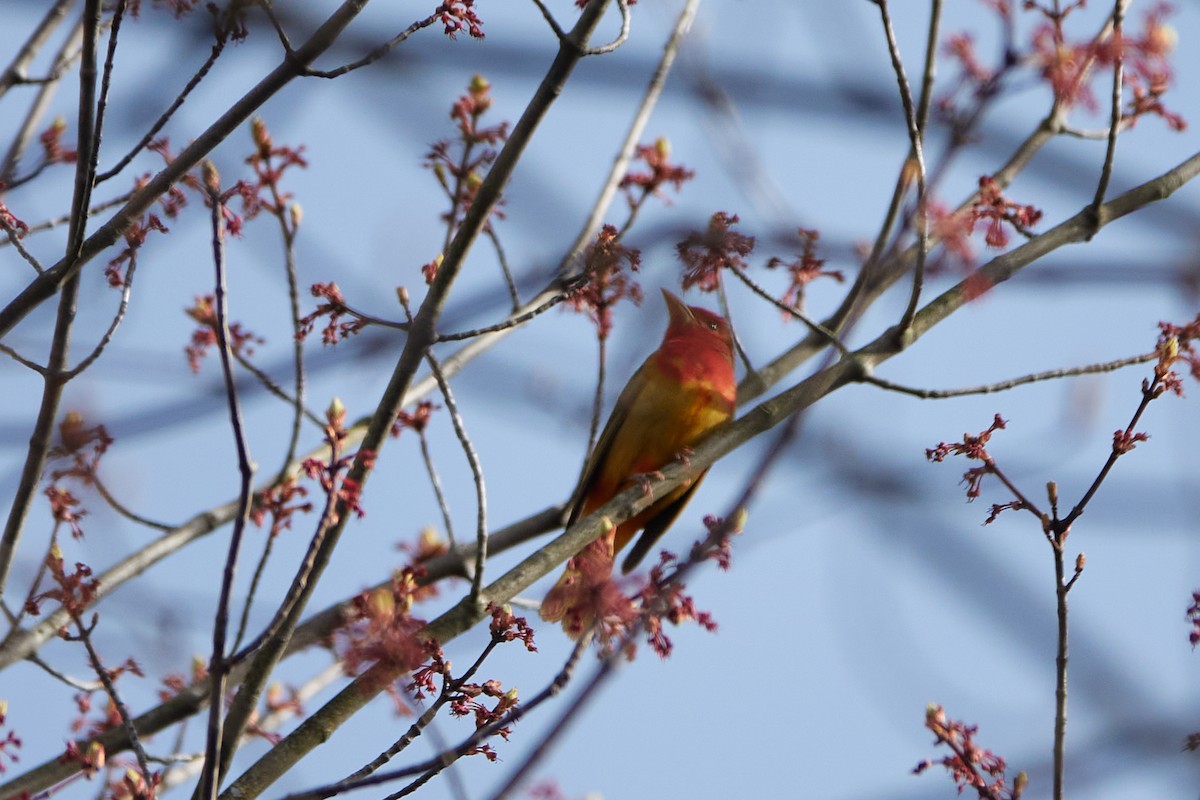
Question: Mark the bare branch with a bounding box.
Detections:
[90,472,176,532]
[0,214,44,273]
[61,252,139,380]
[871,0,929,335]
[528,0,567,41]
[860,351,1157,398]
[582,0,631,55]
[95,38,226,184]
[1088,0,1130,223]
[300,13,442,79]
[425,352,489,603]
[199,173,259,800]
[436,284,576,342]
[727,263,847,356]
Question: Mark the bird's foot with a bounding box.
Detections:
[675,445,695,468]
[631,469,664,497]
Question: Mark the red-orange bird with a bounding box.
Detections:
[541,289,736,627]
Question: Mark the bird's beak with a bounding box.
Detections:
[661,288,694,326]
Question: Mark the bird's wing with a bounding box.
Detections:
[566,358,653,527]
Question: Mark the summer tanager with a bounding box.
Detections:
[540,289,736,628]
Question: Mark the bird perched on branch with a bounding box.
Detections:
[540,289,737,632]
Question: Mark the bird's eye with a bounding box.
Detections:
[707,321,719,331]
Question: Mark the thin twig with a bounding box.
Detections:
[715,281,755,377]
[0,215,44,272]
[435,288,575,341]
[95,39,225,184]
[728,263,847,356]
[301,14,441,79]
[1051,537,1070,800]
[422,425,460,546]
[528,0,566,40]
[74,618,154,781]
[1057,121,1132,140]
[1089,0,1128,225]
[198,174,259,800]
[1060,366,1163,529]
[914,0,942,136]
[277,200,308,475]
[259,0,295,51]
[0,341,46,373]
[61,253,139,380]
[6,537,55,633]
[860,351,1156,398]
[425,352,488,604]
[232,350,324,428]
[984,458,1044,521]
[232,533,278,654]
[329,302,410,332]
[440,125,477,257]
[582,0,630,55]
[398,298,458,550]
[92,0,127,173]
[24,653,102,692]
[872,0,929,336]
[483,226,521,310]
[91,472,175,532]
[574,333,608,503]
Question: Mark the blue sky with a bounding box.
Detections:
[2,2,1199,799]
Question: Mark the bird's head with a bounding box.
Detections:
[661,288,734,361]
